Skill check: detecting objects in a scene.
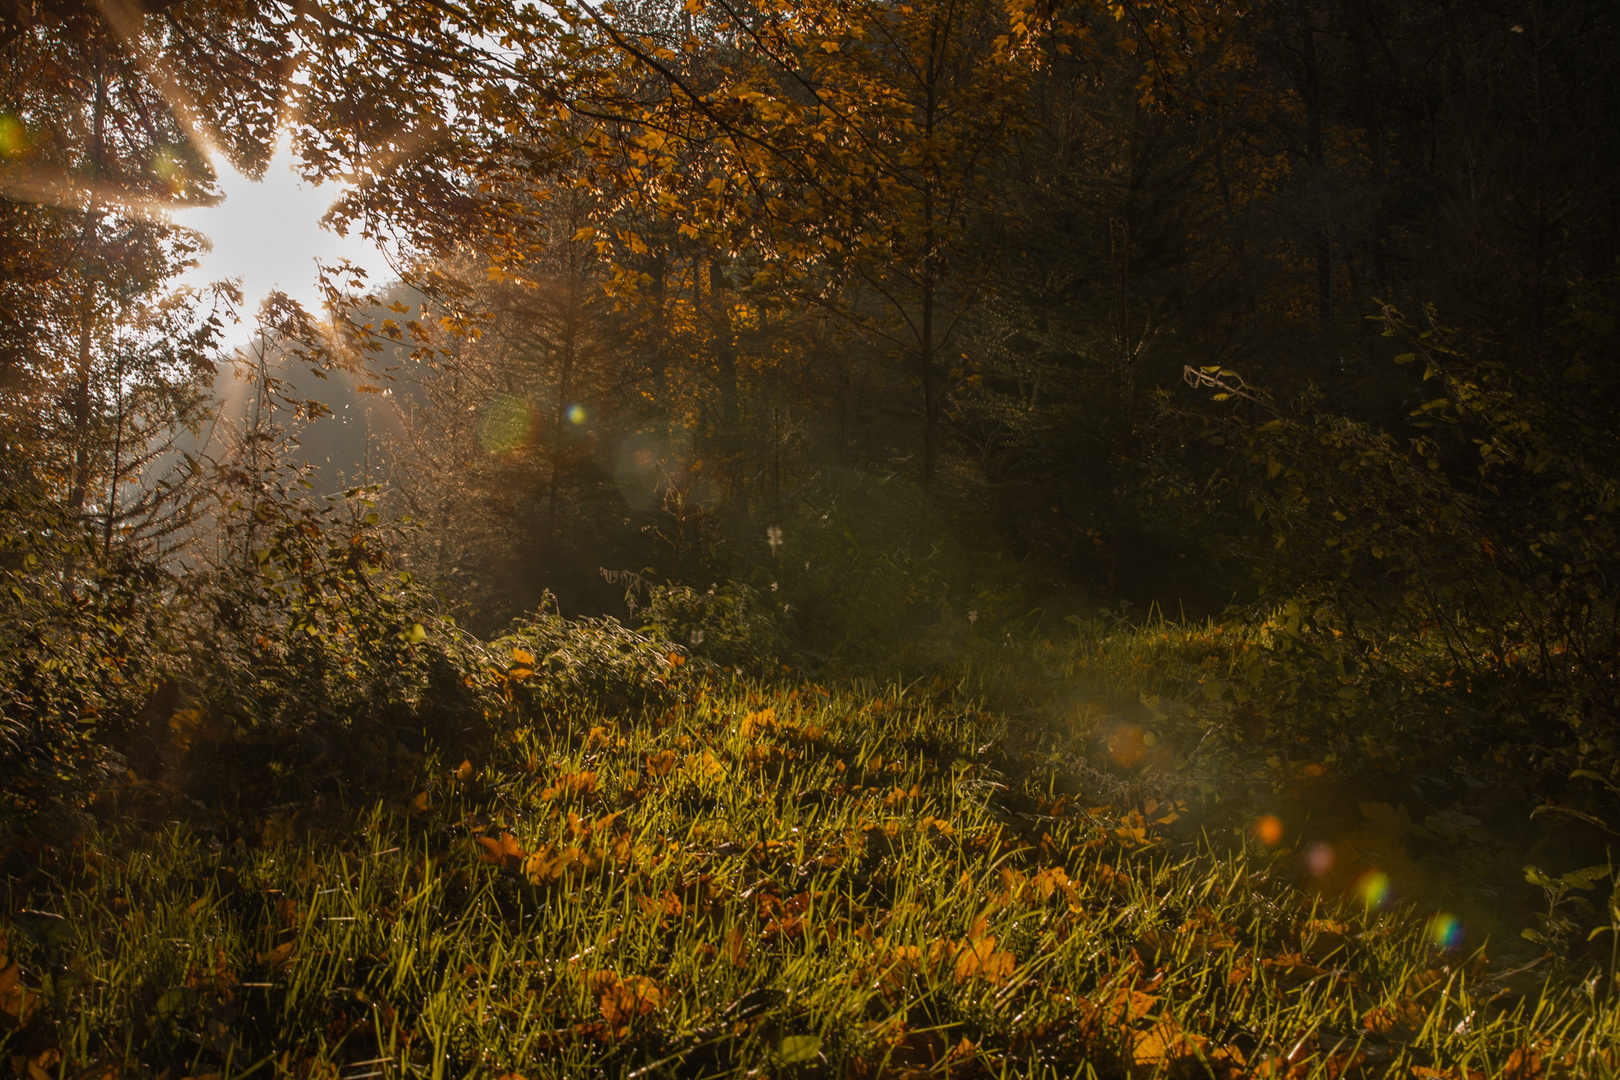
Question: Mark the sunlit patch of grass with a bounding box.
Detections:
[3,681,1618,1078]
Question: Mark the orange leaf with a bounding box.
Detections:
[255,941,296,974]
[0,962,40,1025]
[477,832,527,870]
[953,933,1016,985]
[540,771,598,801]
[591,972,666,1029]
[1502,1046,1545,1080]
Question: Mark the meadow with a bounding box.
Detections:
[5,616,1616,1080]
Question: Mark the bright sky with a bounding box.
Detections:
[172,134,394,317]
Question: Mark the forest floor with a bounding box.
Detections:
[2,626,1618,1079]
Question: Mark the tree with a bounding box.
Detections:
[1,0,301,567]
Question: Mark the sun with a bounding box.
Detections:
[171,133,393,317]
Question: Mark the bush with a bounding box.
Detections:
[1170,298,1620,817]
[606,571,790,672]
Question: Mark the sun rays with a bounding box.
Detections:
[4,0,394,320]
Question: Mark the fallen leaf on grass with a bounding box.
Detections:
[684,749,726,782]
[476,832,527,870]
[540,771,597,801]
[953,934,1016,985]
[1502,1045,1544,1080]
[739,707,775,737]
[1132,1020,1252,1079]
[637,891,683,926]
[254,942,295,975]
[0,961,41,1028]
[20,1050,60,1080]
[943,917,1016,986]
[720,926,750,967]
[1262,952,1332,989]
[761,890,813,941]
[588,971,666,1031]
[1132,1019,1204,1075]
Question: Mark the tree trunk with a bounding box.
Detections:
[1299,0,1332,338]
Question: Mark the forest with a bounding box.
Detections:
[3,0,1620,1076]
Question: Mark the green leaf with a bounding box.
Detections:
[399,622,427,645]
[154,986,193,1021]
[11,910,74,952]
[1530,803,1619,835]
[779,1035,822,1064]
[1524,865,1557,890]
[1560,865,1611,891]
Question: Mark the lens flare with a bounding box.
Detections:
[1106,724,1149,769]
[478,394,530,454]
[1303,841,1335,878]
[1427,913,1463,950]
[1356,869,1392,910]
[567,403,587,425]
[0,114,27,156]
[1255,815,1284,847]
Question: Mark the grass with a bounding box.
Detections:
[4,663,1619,1079]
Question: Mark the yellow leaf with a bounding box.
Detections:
[684,749,726,782]
[739,707,775,737]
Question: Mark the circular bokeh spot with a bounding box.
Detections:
[1427,912,1463,950]
[478,394,531,454]
[1356,869,1392,910]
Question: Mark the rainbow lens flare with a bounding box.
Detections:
[567,403,587,425]
[1427,912,1463,950]
[1356,869,1392,910]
